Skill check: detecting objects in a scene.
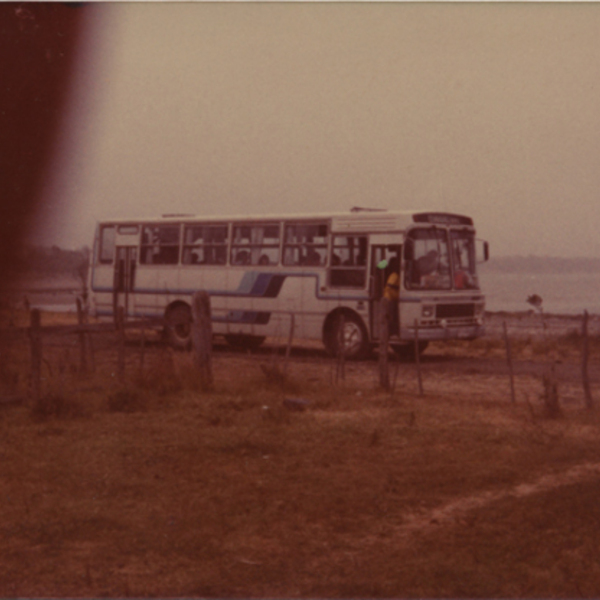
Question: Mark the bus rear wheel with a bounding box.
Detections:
[325,312,369,360]
[164,304,192,350]
[225,334,265,351]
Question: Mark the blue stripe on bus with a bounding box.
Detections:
[237,272,259,294]
[239,272,286,297]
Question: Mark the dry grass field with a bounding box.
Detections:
[1,309,600,597]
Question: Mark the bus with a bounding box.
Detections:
[88,209,489,358]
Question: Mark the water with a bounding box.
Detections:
[22,271,600,317]
[479,271,600,316]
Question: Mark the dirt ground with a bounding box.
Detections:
[1,309,600,597]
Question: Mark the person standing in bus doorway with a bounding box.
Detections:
[384,256,400,336]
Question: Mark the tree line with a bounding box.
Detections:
[482,255,600,274]
[13,245,90,283]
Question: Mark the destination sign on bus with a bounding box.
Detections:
[413,213,473,226]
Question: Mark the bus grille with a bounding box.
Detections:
[436,303,475,319]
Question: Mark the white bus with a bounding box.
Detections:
[89,209,488,358]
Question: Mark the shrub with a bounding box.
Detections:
[107,388,147,413]
[31,393,84,422]
[541,373,562,419]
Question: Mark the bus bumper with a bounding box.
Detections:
[399,322,485,342]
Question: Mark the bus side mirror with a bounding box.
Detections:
[477,239,489,263]
[404,244,413,261]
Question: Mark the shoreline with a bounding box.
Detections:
[484,310,599,339]
[485,310,598,320]
[2,277,598,338]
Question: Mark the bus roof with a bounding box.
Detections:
[97,209,474,231]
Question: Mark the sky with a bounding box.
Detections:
[32,2,600,257]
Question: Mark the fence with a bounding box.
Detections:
[0,290,215,404]
[0,291,597,412]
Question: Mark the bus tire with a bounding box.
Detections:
[392,341,428,362]
[164,303,193,350]
[324,311,369,360]
[225,334,265,350]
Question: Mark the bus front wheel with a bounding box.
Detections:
[325,312,369,360]
[164,303,192,350]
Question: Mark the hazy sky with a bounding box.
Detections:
[33,2,600,257]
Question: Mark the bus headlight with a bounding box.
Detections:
[421,304,435,319]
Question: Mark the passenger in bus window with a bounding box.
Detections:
[417,250,438,275]
[454,269,468,289]
[215,247,227,264]
[305,248,321,266]
[234,250,250,265]
[259,254,270,265]
[415,249,438,284]
[454,269,475,289]
[384,257,400,335]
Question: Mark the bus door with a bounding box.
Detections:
[368,242,401,341]
[113,246,137,322]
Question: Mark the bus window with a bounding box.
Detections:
[329,235,367,287]
[283,223,328,266]
[140,225,181,265]
[183,224,228,265]
[231,224,280,266]
[99,225,116,264]
[405,229,451,290]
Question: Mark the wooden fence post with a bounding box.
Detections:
[29,308,42,402]
[582,310,594,410]
[283,312,295,377]
[379,298,390,390]
[414,319,423,396]
[192,291,213,389]
[139,325,146,374]
[335,313,346,384]
[503,320,516,404]
[88,331,96,374]
[116,306,125,381]
[76,297,88,374]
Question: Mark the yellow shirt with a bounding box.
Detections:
[383,272,400,301]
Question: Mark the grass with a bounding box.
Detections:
[1,309,600,596]
[392,479,600,598]
[440,331,600,363]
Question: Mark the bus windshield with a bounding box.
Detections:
[405,228,452,290]
[450,229,479,290]
[405,227,480,291]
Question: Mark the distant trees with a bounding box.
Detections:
[482,256,600,274]
[14,245,90,282]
